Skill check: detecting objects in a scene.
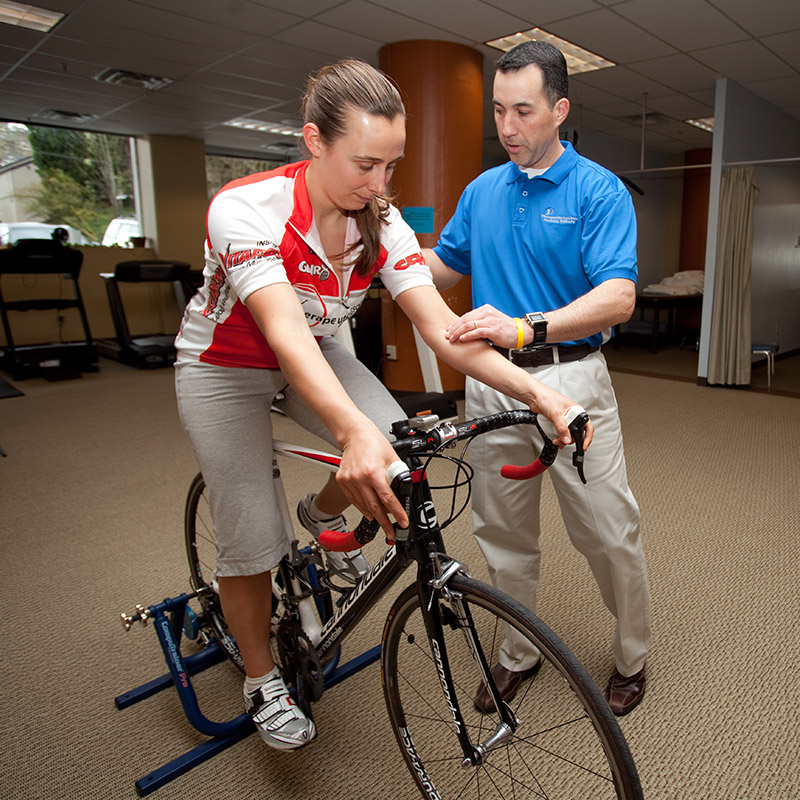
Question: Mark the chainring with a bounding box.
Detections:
[275,617,324,717]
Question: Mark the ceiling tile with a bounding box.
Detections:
[569,77,629,106]
[367,0,528,42]
[271,20,380,62]
[48,22,227,70]
[612,0,749,51]
[476,0,600,27]
[179,71,296,104]
[629,54,721,94]
[545,8,677,64]
[64,0,266,51]
[570,66,674,104]
[760,30,800,72]
[247,0,347,15]
[692,39,796,83]
[708,0,800,37]
[314,1,454,44]
[645,93,715,121]
[131,0,301,35]
[39,35,204,79]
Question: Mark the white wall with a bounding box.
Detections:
[698,79,800,379]
[580,131,678,290]
[750,165,800,351]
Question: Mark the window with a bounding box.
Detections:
[0,121,138,245]
[205,153,287,200]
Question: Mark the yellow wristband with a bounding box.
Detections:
[514,317,525,350]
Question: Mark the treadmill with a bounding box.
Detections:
[95,260,192,369]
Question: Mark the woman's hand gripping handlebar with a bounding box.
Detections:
[318,461,411,553]
[318,407,590,553]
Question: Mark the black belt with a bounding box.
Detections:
[492,342,598,368]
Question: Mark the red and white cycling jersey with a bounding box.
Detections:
[175,160,433,368]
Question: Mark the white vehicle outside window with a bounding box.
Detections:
[0,222,89,245]
[101,217,142,247]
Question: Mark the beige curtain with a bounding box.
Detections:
[707,166,759,386]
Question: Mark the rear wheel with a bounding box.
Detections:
[381,576,643,799]
[184,473,334,674]
[185,472,245,671]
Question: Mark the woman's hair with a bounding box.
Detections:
[301,59,405,274]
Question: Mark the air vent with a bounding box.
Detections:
[36,109,95,123]
[93,68,172,91]
[616,111,673,125]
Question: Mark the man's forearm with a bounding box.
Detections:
[542,278,635,343]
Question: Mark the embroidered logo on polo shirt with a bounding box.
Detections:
[541,208,578,224]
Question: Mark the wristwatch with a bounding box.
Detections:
[523,312,548,346]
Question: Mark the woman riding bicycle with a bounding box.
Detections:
[174,58,593,752]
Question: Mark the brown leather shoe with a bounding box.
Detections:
[474,660,542,714]
[605,668,645,716]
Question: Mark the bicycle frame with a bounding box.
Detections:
[273,441,512,767]
[272,438,409,657]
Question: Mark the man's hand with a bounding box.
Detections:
[445,304,525,349]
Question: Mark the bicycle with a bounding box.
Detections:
[183,407,643,799]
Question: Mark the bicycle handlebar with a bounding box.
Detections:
[318,407,589,553]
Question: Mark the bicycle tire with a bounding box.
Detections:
[184,473,335,675]
[381,575,643,800]
[185,472,246,671]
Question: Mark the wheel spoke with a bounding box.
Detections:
[382,577,642,799]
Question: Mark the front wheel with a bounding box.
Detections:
[381,576,643,800]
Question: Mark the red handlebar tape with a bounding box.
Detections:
[500,459,549,480]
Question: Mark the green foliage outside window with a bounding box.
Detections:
[1,123,136,243]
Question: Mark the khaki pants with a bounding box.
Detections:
[466,350,651,676]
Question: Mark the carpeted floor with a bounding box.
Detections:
[1,354,799,799]
[0,375,24,398]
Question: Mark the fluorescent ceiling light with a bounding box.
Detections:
[0,1,63,32]
[485,28,615,76]
[223,117,304,137]
[685,117,714,132]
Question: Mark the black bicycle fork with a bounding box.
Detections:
[417,571,521,769]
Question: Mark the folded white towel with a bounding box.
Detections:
[642,270,704,296]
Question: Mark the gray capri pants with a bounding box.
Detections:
[175,336,405,577]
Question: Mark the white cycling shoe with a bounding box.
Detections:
[245,674,316,751]
[297,493,370,584]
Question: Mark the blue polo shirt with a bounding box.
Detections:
[433,142,637,348]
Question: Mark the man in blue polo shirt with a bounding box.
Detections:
[422,40,651,716]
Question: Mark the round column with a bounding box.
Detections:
[379,40,483,392]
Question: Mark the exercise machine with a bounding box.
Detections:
[95,260,191,369]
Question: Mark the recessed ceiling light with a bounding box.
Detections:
[485,28,615,76]
[685,117,715,132]
[223,117,304,137]
[0,0,63,32]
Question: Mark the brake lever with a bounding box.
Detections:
[565,406,590,485]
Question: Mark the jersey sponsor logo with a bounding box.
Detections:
[296,283,364,328]
[204,260,230,319]
[297,260,331,281]
[296,282,327,327]
[224,244,281,271]
[541,207,578,224]
[394,251,425,270]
